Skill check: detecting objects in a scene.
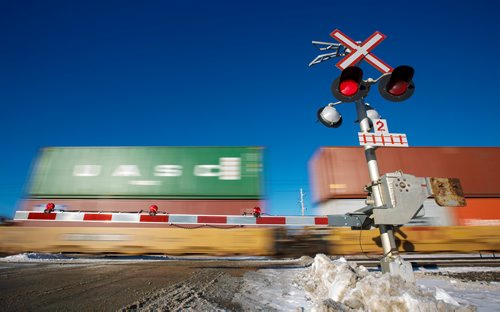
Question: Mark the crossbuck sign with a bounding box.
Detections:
[330,29,393,74]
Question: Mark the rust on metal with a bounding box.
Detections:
[430,178,466,207]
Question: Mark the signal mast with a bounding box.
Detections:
[310,29,464,283]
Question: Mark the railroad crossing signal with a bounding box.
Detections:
[330,29,393,74]
[378,65,415,102]
[322,31,416,104]
[310,29,419,283]
[331,66,369,102]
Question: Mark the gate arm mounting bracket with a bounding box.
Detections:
[327,212,372,229]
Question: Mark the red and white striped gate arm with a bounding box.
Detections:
[14,211,329,227]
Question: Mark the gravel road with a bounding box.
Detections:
[0,257,311,311]
[1,256,497,311]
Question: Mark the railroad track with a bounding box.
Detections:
[5,252,499,269]
[342,254,500,268]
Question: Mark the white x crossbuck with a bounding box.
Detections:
[330,29,393,74]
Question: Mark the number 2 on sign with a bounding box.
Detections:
[373,119,389,133]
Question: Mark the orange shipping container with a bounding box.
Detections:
[452,198,500,226]
[309,147,500,203]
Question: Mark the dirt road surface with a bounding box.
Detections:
[0,257,311,311]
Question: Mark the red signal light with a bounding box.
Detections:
[378,65,415,102]
[331,67,368,102]
[339,80,359,96]
[387,80,409,96]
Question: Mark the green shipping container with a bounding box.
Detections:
[28,147,263,199]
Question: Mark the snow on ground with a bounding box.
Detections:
[237,254,499,311]
[0,253,270,263]
[295,254,476,311]
[1,253,75,262]
[234,266,314,311]
[2,253,499,311]
[416,267,500,312]
[0,253,169,263]
[417,277,499,312]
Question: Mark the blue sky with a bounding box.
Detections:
[1,1,499,218]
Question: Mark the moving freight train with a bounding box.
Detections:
[309,147,500,227]
[0,146,499,256]
[21,146,265,215]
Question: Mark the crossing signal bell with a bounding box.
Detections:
[317,105,343,128]
[331,66,368,102]
[378,65,415,102]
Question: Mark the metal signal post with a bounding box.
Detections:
[355,97,402,269]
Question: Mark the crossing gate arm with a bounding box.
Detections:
[13,211,330,227]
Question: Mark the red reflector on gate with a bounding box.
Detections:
[256,217,286,225]
[28,212,57,220]
[198,216,227,224]
[315,217,329,225]
[140,215,169,222]
[83,214,112,221]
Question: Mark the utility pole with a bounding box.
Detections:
[299,188,306,216]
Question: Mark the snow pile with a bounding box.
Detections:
[0,253,74,262]
[299,254,474,312]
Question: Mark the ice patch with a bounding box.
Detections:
[298,254,474,311]
[418,276,500,311]
[234,266,313,311]
[435,287,460,306]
